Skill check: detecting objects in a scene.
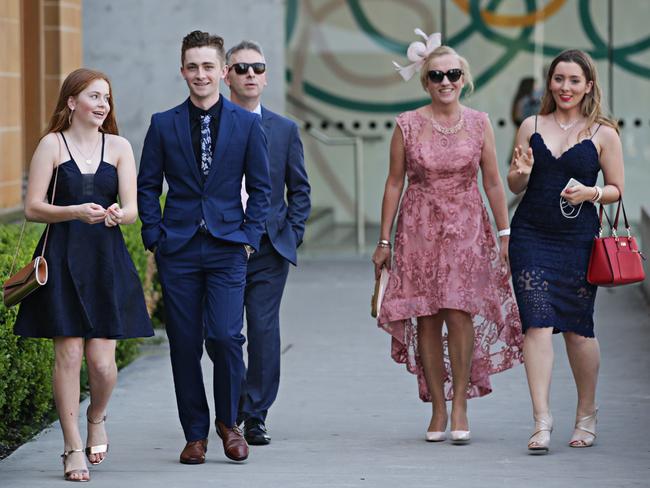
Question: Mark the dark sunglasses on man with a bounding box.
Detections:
[427,68,463,83]
[230,62,266,75]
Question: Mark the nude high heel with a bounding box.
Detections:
[61,449,90,482]
[569,408,597,448]
[425,412,447,442]
[528,413,553,454]
[425,431,446,442]
[85,405,109,465]
[450,430,471,445]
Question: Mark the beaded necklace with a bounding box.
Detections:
[431,110,464,135]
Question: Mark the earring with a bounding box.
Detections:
[68,108,74,125]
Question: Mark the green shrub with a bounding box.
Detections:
[121,218,163,328]
[0,224,55,448]
[0,218,163,456]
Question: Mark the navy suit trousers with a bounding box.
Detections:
[156,233,247,441]
[239,235,290,422]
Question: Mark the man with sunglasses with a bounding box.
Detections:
[138,31,271,465]
[225,40,311,446]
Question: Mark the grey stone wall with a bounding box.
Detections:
[641,207,650,302]
[83,0,285,162]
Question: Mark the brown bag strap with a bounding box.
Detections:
[39,135,61,257]
[7,133,62,277]
[8,220,29,277]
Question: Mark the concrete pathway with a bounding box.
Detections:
[1,257,649,487]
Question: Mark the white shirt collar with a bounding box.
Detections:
[252,104,262,116]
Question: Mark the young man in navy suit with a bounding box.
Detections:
[137,31,271,464]
[224,40,311,445]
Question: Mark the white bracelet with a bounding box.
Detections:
[593,185,603,203]
[497,228,511,237]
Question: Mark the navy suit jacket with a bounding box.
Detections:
[261,107,311,266]
[138,97,271,255]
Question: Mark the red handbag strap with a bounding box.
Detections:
[597,203,614,237]
[620,199,631,230]
[611,198,622,230]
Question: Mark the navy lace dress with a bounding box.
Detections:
[14,133,153,339]
[509,123,601,338]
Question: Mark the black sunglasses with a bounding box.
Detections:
[230,62,266,75]
[427,68,463,83]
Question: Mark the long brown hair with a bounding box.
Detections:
[44,68,119,135]
[539,49,618,137]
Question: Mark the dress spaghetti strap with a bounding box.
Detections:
[590,124,602,139]
[100,132,105,161]
[534,115,538,132]
[59,132,73,160]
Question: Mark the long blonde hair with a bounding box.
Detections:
[540,49,618,137]
[419,45,474,96]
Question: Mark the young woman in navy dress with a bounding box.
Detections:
[508,50,624,453]
[14,69,153,480]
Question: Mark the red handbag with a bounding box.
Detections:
[587,199,646,287]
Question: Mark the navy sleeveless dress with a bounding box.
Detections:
[509,119,601,338]
[14,133,153,339]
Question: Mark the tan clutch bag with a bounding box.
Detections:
[370,267,390,318]
[3,256,49,307]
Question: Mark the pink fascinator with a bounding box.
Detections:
[392,29,442,81]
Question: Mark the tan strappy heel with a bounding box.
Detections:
[528,413,553,454]
[85,406,109,464]
[61,449,90,482]
[569,409,597,448]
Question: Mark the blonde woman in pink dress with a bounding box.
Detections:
[373,39,523,444]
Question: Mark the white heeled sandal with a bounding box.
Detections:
[569,409,597,448]
[528,413,553,454]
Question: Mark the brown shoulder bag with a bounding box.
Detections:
[3,136,61,307]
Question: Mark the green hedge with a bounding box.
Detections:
[0,218,162,456]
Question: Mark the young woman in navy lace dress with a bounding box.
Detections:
[508,50,624,453]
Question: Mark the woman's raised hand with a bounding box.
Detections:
[513,145,534,175]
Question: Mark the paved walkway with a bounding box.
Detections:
[1,258,649,487]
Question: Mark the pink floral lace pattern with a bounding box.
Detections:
[377,108,524,401]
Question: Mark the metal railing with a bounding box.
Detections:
[288,115,366,253]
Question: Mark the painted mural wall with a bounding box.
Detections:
[286,0,650,224]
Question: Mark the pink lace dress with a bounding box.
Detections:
[377,107,523,401]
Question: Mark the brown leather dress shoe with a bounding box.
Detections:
[179,439,207,464]
[216,421,249,462]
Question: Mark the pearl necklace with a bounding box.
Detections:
[553,112,579,132]
[431,110,464,135]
